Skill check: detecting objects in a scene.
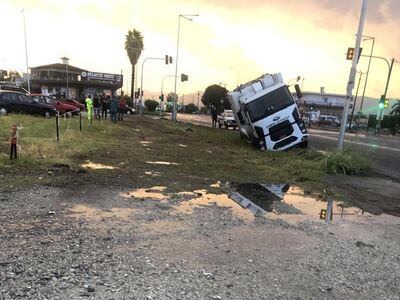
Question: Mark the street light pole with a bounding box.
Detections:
[172,14,199,121]
[338,0,368,150]
[377,58,395,132]
[359,36,375,112]
[140,57,164,115]
[21,9,30,93]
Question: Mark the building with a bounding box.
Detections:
[30,59,123,100]
[296,87,347,117]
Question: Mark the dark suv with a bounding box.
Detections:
[0,90,56,118]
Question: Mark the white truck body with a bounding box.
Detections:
[227,73,309,151]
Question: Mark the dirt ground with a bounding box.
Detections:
[1,182,400,299]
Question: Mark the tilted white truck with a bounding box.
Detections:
[227,73,309,151]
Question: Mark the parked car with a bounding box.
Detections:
[317,115,341,127]
[31,94,79,116]
[0,90,56,118]
[58,97,86,111]
[217,109,237,129]
[124,106,135,114]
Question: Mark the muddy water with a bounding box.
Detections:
[122,186,168,201]
[268,187,400,225]
[174,189,254,222]
[81,161,116,170]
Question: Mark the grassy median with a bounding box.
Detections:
[0,114,369,193]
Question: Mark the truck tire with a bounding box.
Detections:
[218,122,222,128]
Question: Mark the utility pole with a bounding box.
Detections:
[21,9,30,93]
[338,0,368,150]
[197,91,200,108]
[377,58,395,133]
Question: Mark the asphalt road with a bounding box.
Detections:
[176,113,400,182]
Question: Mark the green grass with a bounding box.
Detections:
[326,149,372,175]
[0,114,370,194]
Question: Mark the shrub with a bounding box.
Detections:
[326,150,371,175]
[145,99,159,112]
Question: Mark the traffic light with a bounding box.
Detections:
[165,55,173,64]
[346,47,354,60]
[379,95,385,109]
[181,74,188,82]
[384,99,389,109]
[159,94,164,102]
[346,47,363,62]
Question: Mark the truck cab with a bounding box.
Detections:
[227,73,309,151]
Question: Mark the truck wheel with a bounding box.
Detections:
[218,122,221,128]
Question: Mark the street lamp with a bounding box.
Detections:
[359,35,375,112]
[172,14,199,121]
[61,57,69,98]
[140,56,165,115]
[21,9,30,93]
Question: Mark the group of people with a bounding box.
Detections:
[84,94,127,123]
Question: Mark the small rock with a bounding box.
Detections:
[87,286,95,293]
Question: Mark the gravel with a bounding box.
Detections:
[1,185,400,299]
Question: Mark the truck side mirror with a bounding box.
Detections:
[294,84,302,99]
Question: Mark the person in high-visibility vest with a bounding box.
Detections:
[85,95,93,121]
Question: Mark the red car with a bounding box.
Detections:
[59,98,86,111]
[31,94,79,116]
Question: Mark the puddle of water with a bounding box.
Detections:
[174,189,254,222]
[146,161,179,166]
[269,187,400,225]
[69,204,136,221]
[210,181,221,188]
[229,183,400,225]
[81,161,116,170]
[140,141,152,145]
[122,186,168,201]
[145,171,161,177]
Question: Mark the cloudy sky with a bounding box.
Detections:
[1,0,399,99]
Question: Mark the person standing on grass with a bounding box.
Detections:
[85,95,93,121]
[10,124,18,160]
[109,96,118,123]
[118,97,126,121]
[93,95,101,121]
[101,94,109,119]
[211,105,218,128]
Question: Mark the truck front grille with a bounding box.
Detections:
[269,120,293,142]
[273,136,298,150]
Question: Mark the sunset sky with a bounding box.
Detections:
[1,0,400,100]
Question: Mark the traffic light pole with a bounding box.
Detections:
[377,58,394,133]
[349,71,364,130]
[338,0,368,150]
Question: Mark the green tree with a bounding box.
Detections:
[201,84,230,113]
[145,99,159,112]
[389,100,400,134]
[184,103,198,114]
[125,29,144,101]
[166,92,176,103]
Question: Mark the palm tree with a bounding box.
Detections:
[125,29,144,101]
[390,100,400,134]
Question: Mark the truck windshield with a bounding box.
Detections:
[245,86,294,122]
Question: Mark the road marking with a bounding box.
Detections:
[311,133,400,153]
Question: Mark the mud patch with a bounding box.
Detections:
[323,175,400,217]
